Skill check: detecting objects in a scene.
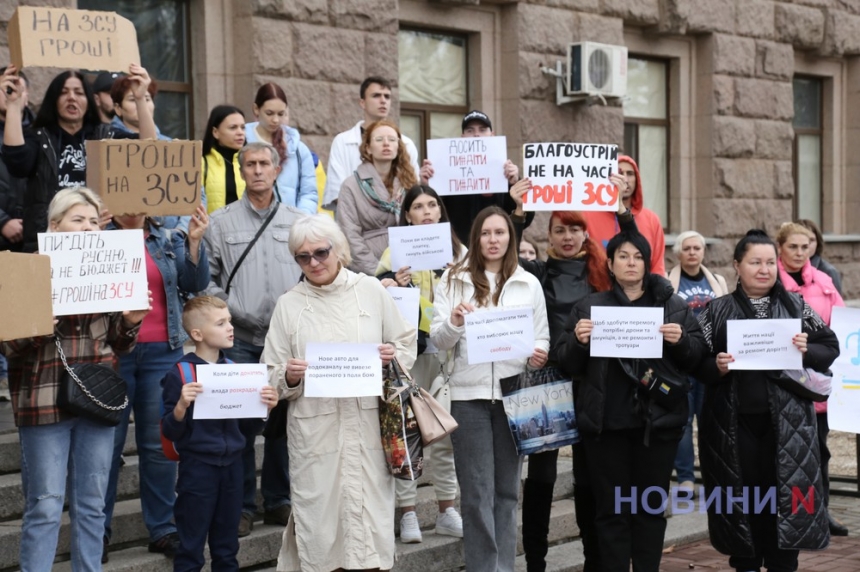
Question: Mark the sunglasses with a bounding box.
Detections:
[294,246,333,266]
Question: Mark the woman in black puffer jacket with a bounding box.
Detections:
[695,230,838,572]
[556,230,705,572]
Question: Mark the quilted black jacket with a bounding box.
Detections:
[695,284,839,556]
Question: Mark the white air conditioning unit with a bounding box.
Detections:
[566,42,628,98]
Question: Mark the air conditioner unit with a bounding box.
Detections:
[566,42,628,98]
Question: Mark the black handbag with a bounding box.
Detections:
[55,339,129,427]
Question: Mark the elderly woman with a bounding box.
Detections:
[696,229,839,572]
[262,214,416,572]
[336,119,418,275]
[1,188,150,570]
[667,230,729,495]
[556,230,704,572]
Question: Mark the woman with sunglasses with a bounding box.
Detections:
[375,185,466,543]
[262,214,416,572]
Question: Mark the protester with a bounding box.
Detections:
[796,218,844,296]
[695,229,839,572]
[668,230,729,496]
[556,230,704,572]
[583,155,666,276]
[91,71,122,123]
[102,206,210,561]
[376,184,465,543]
[245,83,317,214]
[511,177,629,572]
[109,75,171,140]
[0,187,150,570]
[776,222,847,537]
[161,295,277,571]
[202,105,246,214]
[324,76,420,209]
[431,206,550,572]
[336,118,418,275]
[0,64,157,252]
[204,141,304,536]
[262,214,416,572]
[519,238,538,261]
[0,66,32,253]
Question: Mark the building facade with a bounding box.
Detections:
[3,0,859,296]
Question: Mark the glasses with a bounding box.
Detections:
[294,246,333,267]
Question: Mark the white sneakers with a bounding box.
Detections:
[400,507,464,543]
[400,511,422,543]
[435,507,464,538]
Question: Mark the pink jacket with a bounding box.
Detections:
[778,258,844,413]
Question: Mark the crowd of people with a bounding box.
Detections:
[0,64,848,572]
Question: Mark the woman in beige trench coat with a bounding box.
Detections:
[335,119,418,276]
[262,214,417,572]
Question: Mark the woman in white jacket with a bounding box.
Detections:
[431,206,550,572]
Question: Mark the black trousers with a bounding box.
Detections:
[728,414,799,572]
[582,428,679,572]
[817,412,831,506]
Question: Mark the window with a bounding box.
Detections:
[623,57,669,226]
[398,29,468,161]
[792,77,823,226]
[78,0,192,139]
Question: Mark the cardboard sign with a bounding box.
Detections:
[522,142,619,211]
[465,307,535,365]
[590,306,664,358]
[823,307,860,434]
[726,319,803,370]
[0,252,54,341]
[7,7,140,72]
[427,136,509,196]
[37,229,149,316]
[304,343,383,398]
[192,364,269,420]
[86,140,202,216]
[388,222,453,272]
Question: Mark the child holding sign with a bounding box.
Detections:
[161,296,278,571]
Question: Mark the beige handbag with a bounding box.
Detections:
[391,358,459,446]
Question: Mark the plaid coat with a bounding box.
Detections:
[1,313,140,427]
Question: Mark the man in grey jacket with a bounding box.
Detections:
[204,141,304,536]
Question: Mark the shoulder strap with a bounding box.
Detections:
[177,361,196,384]
[224,205,279,295]
[297,145,303,187]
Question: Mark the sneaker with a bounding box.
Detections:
[238,512,254,537]
[399,510,422,543]
[0,377,9,402]
[148,532,179,558]
[264,504,292,526]
[435,507,463,538]
[677,480,696,497]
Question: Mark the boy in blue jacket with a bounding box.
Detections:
[162,296,278,572]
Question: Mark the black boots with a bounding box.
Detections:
[522,478,555,572]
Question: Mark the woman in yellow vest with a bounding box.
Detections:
[202,105,246,213]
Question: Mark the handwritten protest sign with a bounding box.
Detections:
[193,364,268,420]
[823,307,860,433]
[304,343,383,398]
[590,306,663,358]
[388,223,453,272]
[387,287,420,330]
[427,136,508,196]
[727,319,802,370]
[86,140,202,216]
[522,143,619,212]
[0,251,54,341]
[465,307,535,365]
[8,7,140,72]
[37,229,148,316]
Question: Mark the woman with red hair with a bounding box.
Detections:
[511,176,632,572]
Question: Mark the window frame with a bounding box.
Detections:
[791,75,824,225]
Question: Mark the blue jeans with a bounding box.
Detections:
[0,353,8,379]
[104,342,182,542]
[674,377,705,483]
[225,338,290,514]
[19,417,115,572]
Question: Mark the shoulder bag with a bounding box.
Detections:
[55,339,128,426]
[224,203,278,295]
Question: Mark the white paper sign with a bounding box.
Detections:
[387,286,420,330]
[37,229,148,316]
[388,222,453,272]
[522,142,619,212]
[465,307,535,365]
[304,343,383,398]
[826,306,860,434]
[192,363,268,420]
[428,136,508,196]
[727,319,802,370]
[590,306,663,358]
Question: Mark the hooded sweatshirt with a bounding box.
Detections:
[583,155,666,276]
